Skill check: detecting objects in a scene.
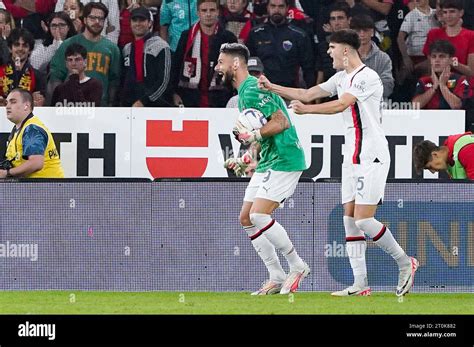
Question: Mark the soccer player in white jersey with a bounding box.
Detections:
[258,29,419,297]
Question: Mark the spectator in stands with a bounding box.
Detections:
[51,43,102,107]
[413,132,474,179]
[55,0,120,44]
[462,0,474,30]
[226,56,264,107]
[160,0,199,52]
[172,0,236,107]
[48,2,121,106]
[3,0,56,43]
[0,89,64,179]
[63,0,85,34]
[30,12,77,73]
[435,0,445,26]
[0,28,46,106]
[247,0,315,88]
[397,0,438,77]
[316,2,351,85]
[251,0,269,21]
[220,0,254,44]
[413,40,472,110]
[121,7,172,107]
[119,0,142,49]
[350,14,394,98]
[423,0,474,78]
[357,0,394,52]
[0,8,14,64]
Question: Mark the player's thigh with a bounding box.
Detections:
[341,163,356,205]
[343,200,355,217]
[354,161,390,205]
[239,201,254,226]
[254,169,302,206]
[243,172,265,203]
[250,198,280,215]
[354,204,378,220]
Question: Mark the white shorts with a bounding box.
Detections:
[243,169,302,204]
[341,161,390,205]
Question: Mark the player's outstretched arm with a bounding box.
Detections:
[291,93,357,115]
[258,75,331,103]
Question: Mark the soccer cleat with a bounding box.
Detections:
[279,262,310,295]
[331,286,372,297]
[396,257,419,297]
[250,280,283,295]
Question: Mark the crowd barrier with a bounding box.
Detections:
[0,108,465,179]
[1,178,472,293]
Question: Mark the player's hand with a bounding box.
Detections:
[258,75,273,91]
[289,100,307,114]
[224,151,253,177]
[431,68,440,90]
[439,66,450,86]
[232,121,262,145]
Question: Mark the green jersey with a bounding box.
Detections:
[237,75,307,173]
[448,133,474,179]
[50,34,121,106]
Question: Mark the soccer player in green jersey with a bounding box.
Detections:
[215,43,310,295]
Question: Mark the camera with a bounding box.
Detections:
[0,159,13,171]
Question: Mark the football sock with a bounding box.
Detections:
[250,213,305,272]
[355,218,411,269]
[244,225,286,283]
[344,216,368,288]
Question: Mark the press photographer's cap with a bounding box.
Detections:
[248,56,264,73]
[131,7,152,21]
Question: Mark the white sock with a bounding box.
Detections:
[344,216,368,288]
[250,213,305,272]
[355,218,411,269]
[244,225,286,282]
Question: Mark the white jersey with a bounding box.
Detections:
[319,64,390,165]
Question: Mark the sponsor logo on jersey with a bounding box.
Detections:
[258,95,271,108]
[282,40,293,51]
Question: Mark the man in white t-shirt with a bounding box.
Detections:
[258,29,419,297]
[398,0,438,74]
[55,0,120,44]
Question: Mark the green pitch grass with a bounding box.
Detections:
[0,292,472,314]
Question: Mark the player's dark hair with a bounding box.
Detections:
[197,0,220,8]
[439,0,463,10]
[329,1,351,19]
[7,28,35,51]
[220,43,250,64]
[268,0,290,6]
[429,39,456,56]
[350,14,375,30]
[83,2,109,19]
[413,140,441,174]
[65,43,88,59]
[329,29,360,50]
[9,88,34,111]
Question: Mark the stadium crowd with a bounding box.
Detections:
[0,0,473,130]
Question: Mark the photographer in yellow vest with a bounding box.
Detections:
[0,88,64,179]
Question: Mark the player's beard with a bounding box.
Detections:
[221,70,234,89]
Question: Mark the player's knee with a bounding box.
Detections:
[249,213,272,229]
[355,217,375,231]
[239,211,252,227]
